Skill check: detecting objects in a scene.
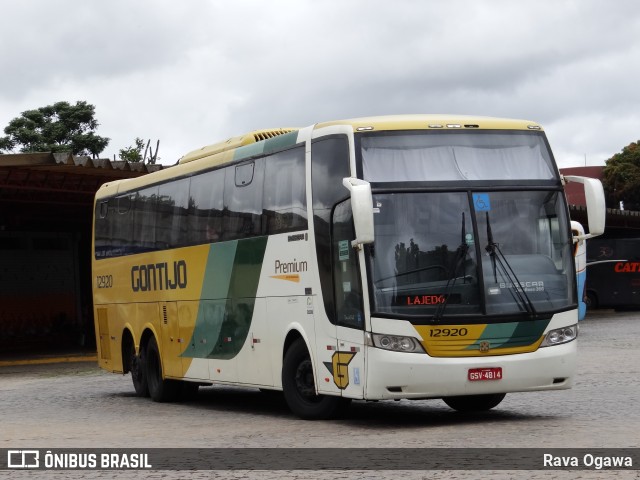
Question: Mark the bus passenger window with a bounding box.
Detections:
[225,160,264,240]
[188,168,224,245]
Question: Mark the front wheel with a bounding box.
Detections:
[443,393,506,412]
[282,338,350,419]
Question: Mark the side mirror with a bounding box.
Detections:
[563,175,606,239]
[342,177,374,247]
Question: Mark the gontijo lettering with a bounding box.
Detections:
[131,260,187,292]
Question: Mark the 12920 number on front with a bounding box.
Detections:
[429,327,468,337]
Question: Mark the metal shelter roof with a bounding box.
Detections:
[0,152,165,232]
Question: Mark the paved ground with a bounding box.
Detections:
[0,309,638,479]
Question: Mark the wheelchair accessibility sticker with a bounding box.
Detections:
[473,193,491,211]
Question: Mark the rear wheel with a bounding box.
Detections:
[145,336,181,402]
[127,340,148,397]
[443,393,506,412]
[282,338,350,419]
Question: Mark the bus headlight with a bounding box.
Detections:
[366,333,425,353]
[540,325,578,347]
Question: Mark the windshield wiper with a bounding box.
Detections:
[484,212,537,315]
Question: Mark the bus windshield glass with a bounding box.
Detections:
[367,191,574,318]
[361,131,556,182]
[360,130,573,319]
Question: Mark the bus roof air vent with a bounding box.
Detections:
[179,128,298,164]
[253,129,297,142]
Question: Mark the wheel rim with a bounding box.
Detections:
[294,358,320,403]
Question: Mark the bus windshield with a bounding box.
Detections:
[359,129,574,319]
[361,131,556,182]
[368,190,575,318]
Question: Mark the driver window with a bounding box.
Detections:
[332,200,364,329]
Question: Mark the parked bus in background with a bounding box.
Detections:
[92,115,606,419]
[571,221,587,320]
[586,230,640,310]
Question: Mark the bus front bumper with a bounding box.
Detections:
[363,340,577,400]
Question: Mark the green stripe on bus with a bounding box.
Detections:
[183,237,268,360]
[465,319,550,350]
[233,142,265,161]
[263,131,299,154]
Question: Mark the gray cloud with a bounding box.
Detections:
[1,0,639,166]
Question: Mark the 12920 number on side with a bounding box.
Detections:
[429,328,468,337]
[96,275,113,289]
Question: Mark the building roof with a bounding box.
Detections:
[0,152,165,232]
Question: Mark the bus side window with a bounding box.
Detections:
[263,146,307,234]
[333,200,364,329]
[224,159,265,240]
[189,168,225,245]
[311,135,350,324]
[157,178,189,249]
[132,187,158,252]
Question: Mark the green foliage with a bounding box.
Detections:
[0,101,109,156]
[602,141,640,210]
[119,137,146,163]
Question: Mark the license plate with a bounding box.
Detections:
[468,367,502,381]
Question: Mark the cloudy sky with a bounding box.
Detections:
[1,0,639,167]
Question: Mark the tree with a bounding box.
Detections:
[602,141,640,210]
[119,137,146,163]
[0,101,109,156]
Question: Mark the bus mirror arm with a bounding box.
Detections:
[563,175,606,239]
[342,177,375,247]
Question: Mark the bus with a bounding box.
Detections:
[571,221,587,320]
[586,231,640,310]
[92,115,606,419]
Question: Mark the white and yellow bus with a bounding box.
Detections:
[92,115,605,419]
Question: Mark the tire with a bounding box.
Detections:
[443,393,506,412]
[282,338,351,420]
[127,339,149,397]
[145,336,181,402]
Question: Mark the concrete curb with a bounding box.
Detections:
[0,355,97,368]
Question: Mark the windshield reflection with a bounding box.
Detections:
[368,191,575,319]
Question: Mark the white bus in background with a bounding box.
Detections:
[571,221,587,320]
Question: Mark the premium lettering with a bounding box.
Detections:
[275,258,308,275]
[131,260,187,292]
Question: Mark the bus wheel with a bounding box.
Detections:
[128,341,149,397]
[443,393,506,412]
[145,336,181,402]
[282,338,350,420]
[585,291,598,310]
